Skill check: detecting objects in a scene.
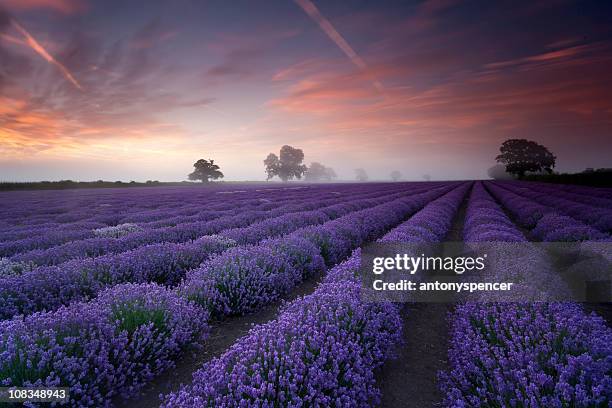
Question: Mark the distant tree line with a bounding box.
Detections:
[522,170,612,187]
[0,180,171,191]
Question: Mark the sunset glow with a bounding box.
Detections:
[0,0,611,181]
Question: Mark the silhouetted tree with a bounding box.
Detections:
[305,162,337,182]
[496,139,556,179]
[355,168,368,182]
[264,145,307,182]
[188,159,224,183]
[390,170,402,182]
[487,164,513,180]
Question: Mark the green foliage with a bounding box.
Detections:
[111,302,168,335]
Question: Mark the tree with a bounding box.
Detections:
[496,139,556,179]
[390,170,402,182]
[325,167,337,180]
[188,159,224,183]
[355,168,368,182]
[305,162,337,182]
[264,145,307,182]
[487,164,513,180]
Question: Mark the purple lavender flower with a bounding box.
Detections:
[0,283,208,407]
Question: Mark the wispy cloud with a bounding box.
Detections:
[484,44,597,70]
[1,16,217,158]
[11,20,83,90]
[294,0,383,91]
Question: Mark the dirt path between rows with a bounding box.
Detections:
[378,302,452,408]
[115,269,326,408]
[378,185,470,407]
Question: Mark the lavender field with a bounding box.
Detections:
[1,181,611,407]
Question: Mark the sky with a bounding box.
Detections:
[0,0,611,182]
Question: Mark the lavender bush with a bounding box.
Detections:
[0,283,208,407]
[0,236,233,319]
[0,187,425,319]
[441,302,612,407]
[441,182,612,407]
[162,254,402,408]
[0,258,36,277]
[178,186,454,318]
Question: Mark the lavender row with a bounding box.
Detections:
[0,184,350,233]
[217,185,405,246]
[109,184,411,229]
[0,183,415,228]
[463,183,570,299]
[494,181,612,234]
[0,189,324,256]
[5,183,420,271]
[3,184,421,261]
[178,184,458,319]
[511,180,612,209]
[440,182,612,407]
[0,236,232,319]
[0,186,224,227]
[463,183,526,243]
[6,185,412,264]
[442,302,611,407]
[0,204,237,244]
[382,182,470,242]
[160,184,471,407]
[0,184,458,407]
[0,183,433,245]
[163,254,400,407]
[0,283,208,407]
[484,181,608,241]
[0,185,426,319]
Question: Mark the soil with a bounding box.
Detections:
[377,184,470,407]
[378,303,453,408]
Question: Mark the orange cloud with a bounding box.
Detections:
[0,91,196,160]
